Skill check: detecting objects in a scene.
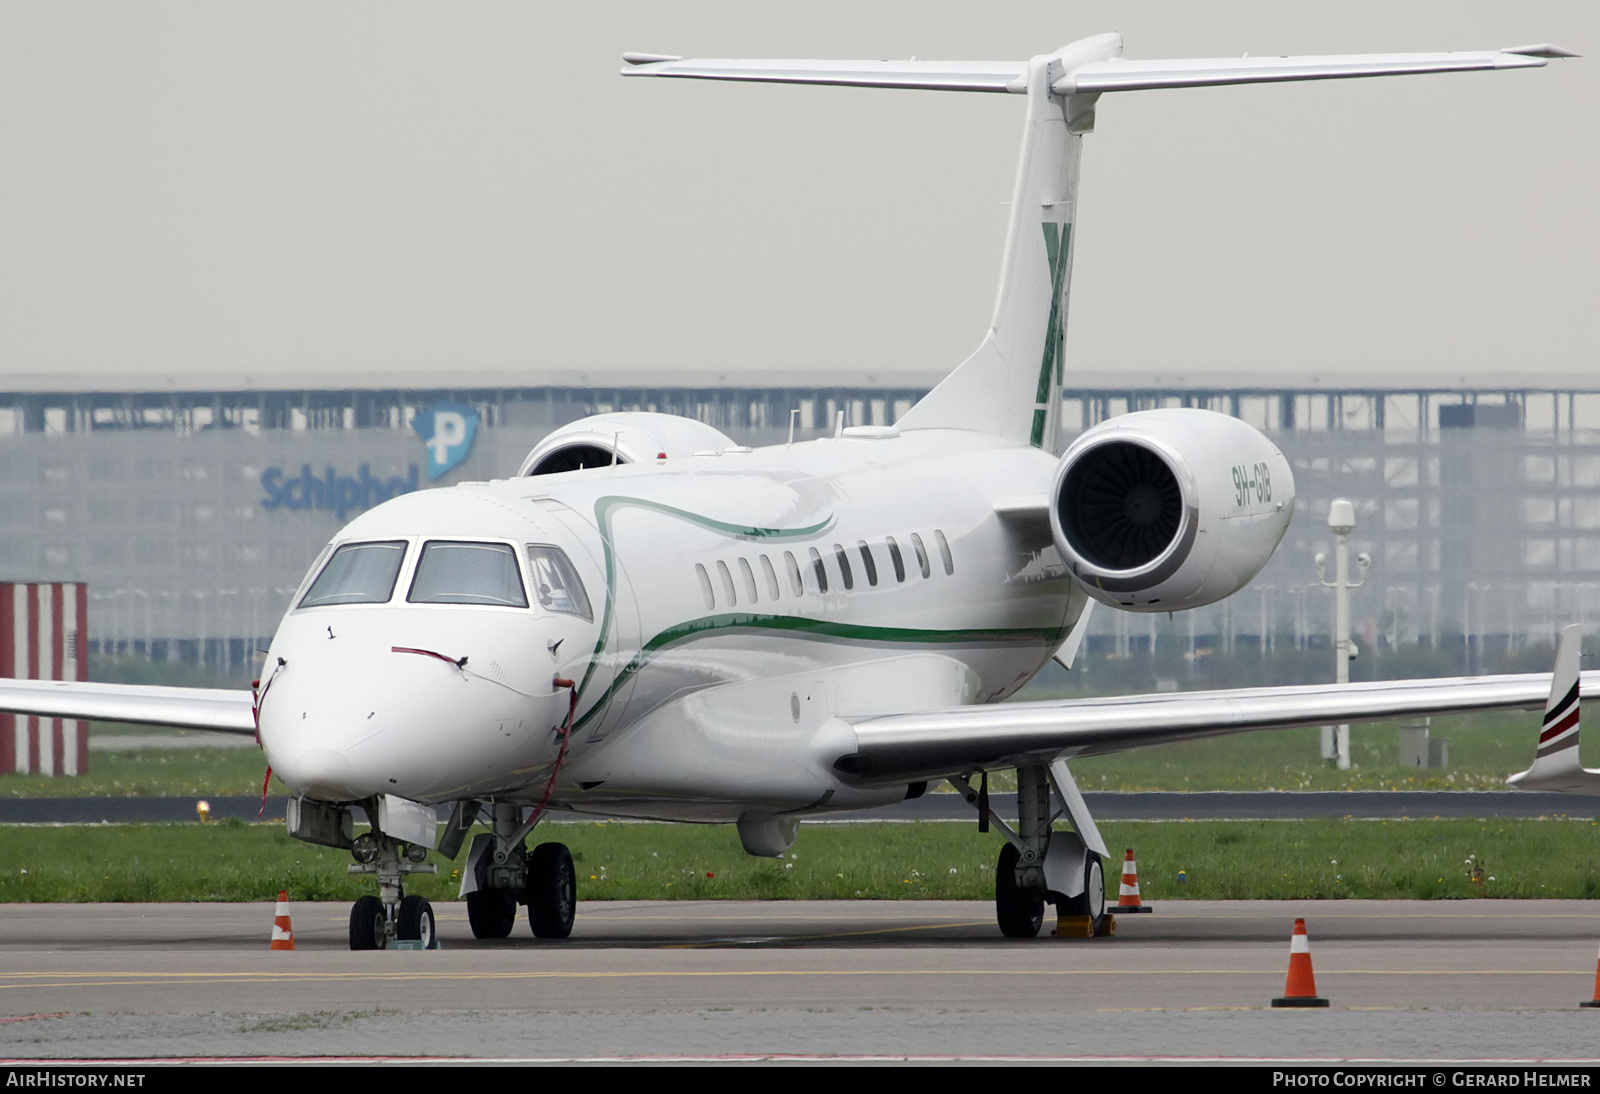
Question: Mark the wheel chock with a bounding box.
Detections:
[1051,915,1116,938]
[1052,915,1093,938]
[390,938,444,951]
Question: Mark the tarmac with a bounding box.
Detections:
[1,899,1599,1063]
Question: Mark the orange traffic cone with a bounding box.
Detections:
[1271,918,1327,1008]
[1581,945,1600,1008]
[1114,848,1152,913]
[270,889,295,951]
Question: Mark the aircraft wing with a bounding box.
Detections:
[829,671,1597,785]
[0,679,257,736]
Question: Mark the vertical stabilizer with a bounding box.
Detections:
[623,38,1562,452]
[1508,624,1600,792]
[895,34,1122,451]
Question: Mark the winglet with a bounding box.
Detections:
[1508,625,1600,792]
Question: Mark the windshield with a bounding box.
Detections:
[407,541,529,607]
[526,545,593,621]
[298,541,408,607]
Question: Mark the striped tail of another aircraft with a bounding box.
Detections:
[1508,624,1600,793]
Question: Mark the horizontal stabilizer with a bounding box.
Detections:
[0,679,257,735]
[1057,49,1557,94]
[623,46,1568,96]
[621,57,1026,93]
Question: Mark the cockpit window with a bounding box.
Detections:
[408,541,529,607]
[526,545,593,621]
[298,541,408,608]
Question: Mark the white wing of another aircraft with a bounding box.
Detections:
[1508,626,1600,793]
[0,34,1573,948]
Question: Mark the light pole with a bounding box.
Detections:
[1315,498,1370,769]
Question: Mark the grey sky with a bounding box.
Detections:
[0,2,1592,383]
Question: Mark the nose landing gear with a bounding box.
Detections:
[347,829,439,950]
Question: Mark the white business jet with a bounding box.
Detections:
[0,35,1581,949]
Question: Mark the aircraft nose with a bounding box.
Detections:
[271,746,364,801]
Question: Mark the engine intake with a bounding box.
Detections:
[1058,440,1185,570]
[1051,409,1293,612]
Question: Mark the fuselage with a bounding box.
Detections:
[257,426,1088,822]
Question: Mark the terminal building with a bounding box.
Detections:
[0,368,1594,677]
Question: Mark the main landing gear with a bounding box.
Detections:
[461,802,576,940]
[951,760,1109,939]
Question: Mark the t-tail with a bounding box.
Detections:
[624,38,1571,452]
[1508,624,1600,793]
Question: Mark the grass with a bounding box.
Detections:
[0,740,273,799]
[1,817,1598,903]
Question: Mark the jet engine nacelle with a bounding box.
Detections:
[519,412,740,476]
[1051,408,1294,612]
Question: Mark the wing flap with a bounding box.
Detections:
[834,671,1594,784]
[0,679,257,735]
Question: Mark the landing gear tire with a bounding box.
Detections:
[995,841,1044,939]
[349,894,387,951]
[527,841,576,939]
[1057,852,1106,935]
[467,889,518,939]
[397,895,435,948]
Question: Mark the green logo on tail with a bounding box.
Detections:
[1031,222,1071,448]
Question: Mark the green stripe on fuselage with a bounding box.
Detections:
[572,611,1071,732]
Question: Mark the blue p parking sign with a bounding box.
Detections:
[412,401,480,481]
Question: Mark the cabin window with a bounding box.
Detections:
[935,529,954,575]
[409,541,529,608]
[857,541,878,587]
[760,554,781,600]
[885,537,906,582]
[784,551,804,596]
[808,547,829,593]
[910,533,931,578]
[738,557,759,603]
[526,545,593,620]
[832,544,854,590]
[695,563,715,610]
[716,560,737,606]
[299,540,407,607]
